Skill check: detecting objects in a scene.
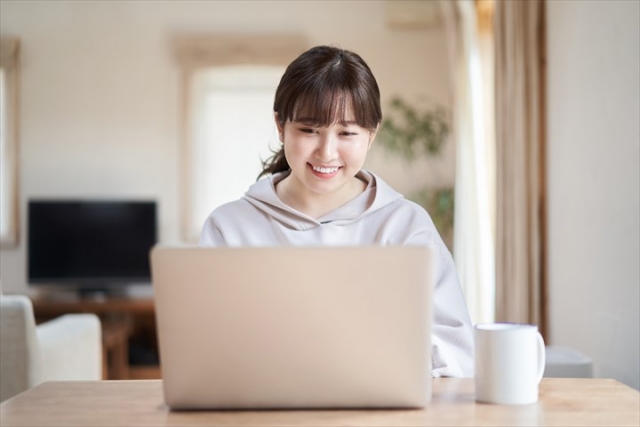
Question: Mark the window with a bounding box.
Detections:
[173,34,306,242]
[0,38,19,247]
[187,65,284,241]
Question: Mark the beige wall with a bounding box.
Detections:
[0,1,453,293]
[546,0,640,389]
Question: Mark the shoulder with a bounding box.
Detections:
[363,170,435,225]
[204,198,262,226]
[382,197,438,236]
[359,174,441,246]
[199,198,264,246]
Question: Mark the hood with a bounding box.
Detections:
[242,170,404,231]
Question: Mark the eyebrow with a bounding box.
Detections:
[293,118,359,126]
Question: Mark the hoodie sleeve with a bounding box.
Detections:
[199,215,226,247]
[407,228,475,378]
[429,240,475,377]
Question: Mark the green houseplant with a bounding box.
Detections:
[377,97,455,249]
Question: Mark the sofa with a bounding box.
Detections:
[0,293,102,402]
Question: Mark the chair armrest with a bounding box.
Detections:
[0,295,42,402]
[37,314,102,382]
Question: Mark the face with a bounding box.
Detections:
[275,113,376,200]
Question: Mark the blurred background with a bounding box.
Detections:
[0,0,638,391]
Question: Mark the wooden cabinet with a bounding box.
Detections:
[32,296,160,380]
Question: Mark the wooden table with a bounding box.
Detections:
[1,378,638,426]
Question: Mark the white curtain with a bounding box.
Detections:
[440,0,496,325]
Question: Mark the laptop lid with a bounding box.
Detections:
[151,245,433,410]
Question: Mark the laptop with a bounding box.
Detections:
[150,245,433,410]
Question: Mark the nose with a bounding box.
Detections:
[315,133,338,161]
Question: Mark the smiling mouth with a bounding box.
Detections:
[311,165,340,174]
[308,164,342,178]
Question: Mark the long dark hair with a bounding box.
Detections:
[258,45,382,179]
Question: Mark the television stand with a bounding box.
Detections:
[76,286,131,300]
[31,294,159,380]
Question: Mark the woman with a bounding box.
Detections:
[200,45,474,377]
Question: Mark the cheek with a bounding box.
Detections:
[341,139,370,158]
[283,140,308,163]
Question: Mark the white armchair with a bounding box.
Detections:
[0,294,102,402]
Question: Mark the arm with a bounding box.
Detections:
[404,211,474,377]
[428,240,475,377]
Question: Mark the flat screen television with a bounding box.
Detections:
[28,200,157,294]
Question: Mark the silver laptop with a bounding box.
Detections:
[150,245,433,410]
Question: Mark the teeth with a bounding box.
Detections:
[313,166,339,174]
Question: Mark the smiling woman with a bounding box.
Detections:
[199,45,476,379]
[259,46,381,219]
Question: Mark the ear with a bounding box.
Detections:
[367,125,379,150]
[274,113,284,142]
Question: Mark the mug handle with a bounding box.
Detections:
[536,331,546,383]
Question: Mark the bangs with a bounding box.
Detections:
[279,85,380,131]
[292,90,352,126]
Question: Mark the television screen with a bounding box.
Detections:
[28,200,157,289]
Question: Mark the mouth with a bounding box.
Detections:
[308,163,342,178]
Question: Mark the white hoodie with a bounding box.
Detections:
[200,170,474,377]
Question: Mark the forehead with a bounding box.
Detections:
[291,93,356,125]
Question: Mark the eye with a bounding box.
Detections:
[298,127,317,134]
[339,128,361,136]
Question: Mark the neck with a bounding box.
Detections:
[276,174,366,219]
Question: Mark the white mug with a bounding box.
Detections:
[475,323,546,405]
